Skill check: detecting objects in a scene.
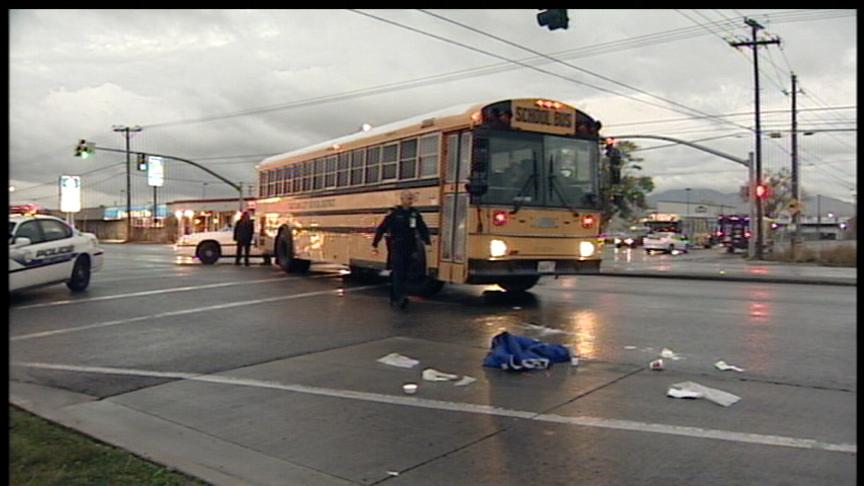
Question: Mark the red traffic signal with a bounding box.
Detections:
[755,184,769,199]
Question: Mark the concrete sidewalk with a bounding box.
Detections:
[599,258,856,286]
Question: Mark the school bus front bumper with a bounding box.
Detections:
[465,258,601,284]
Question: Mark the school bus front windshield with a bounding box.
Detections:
[481,130,600,210]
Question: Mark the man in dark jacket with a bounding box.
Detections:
[372,191,431,308]
[233,211,254,266]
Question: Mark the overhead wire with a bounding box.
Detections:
[411,9,753,132]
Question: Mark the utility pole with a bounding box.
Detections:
[816,194,822,240]
[113,125,142,241]
[786,73,804,258]
[153,186,158,228]
[730,18,781,260]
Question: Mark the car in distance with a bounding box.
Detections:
[642,232,690,254]
[9,214,103,292]
[174,230,268,264]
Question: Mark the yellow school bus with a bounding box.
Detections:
[254,98,605,294]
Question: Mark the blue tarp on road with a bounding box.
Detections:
[482,332,572,371]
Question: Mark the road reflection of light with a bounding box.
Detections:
[566,309,599,359]
[739,291,775,371]
[748,267,769,274]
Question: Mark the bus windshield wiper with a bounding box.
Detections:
[510,152,539,215]
[548,155,580,217]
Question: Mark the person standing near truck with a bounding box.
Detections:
[233,211,254,266]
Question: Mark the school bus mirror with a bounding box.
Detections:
[465,177,488,197]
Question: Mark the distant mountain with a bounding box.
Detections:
[646,189,855,217]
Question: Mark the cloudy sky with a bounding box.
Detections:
[9,9,857,209]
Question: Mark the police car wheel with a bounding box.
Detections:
[66,255,91,292]
[197,241,220,265]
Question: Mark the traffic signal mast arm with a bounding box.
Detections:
[78,144,241,192]
[603,134,750,167]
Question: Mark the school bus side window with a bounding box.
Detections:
[381,144,398,180]
[351,149,365,186]
[366,146,381,184]
[325,156,337,188]
[398,138,418,180]
[337,152,350,187]
[419,134,440,178]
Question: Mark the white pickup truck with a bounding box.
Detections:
[642,232,690,254]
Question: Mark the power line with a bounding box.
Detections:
[604,105,855,127]
[143,21,728,130]
[412,9,754,133]
[11,161,127,194]
[132,9,852,133]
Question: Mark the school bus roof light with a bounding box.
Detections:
[471,111,482,123]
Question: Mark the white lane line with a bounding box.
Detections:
[12,274,335,310]
[11,284,379,341]
[9,361,856,454]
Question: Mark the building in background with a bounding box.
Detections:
[166,197,257,238]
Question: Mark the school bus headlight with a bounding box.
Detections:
[579,241,595,257]
[489,239,508,257]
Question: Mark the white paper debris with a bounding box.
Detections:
[667,387,702,399]
[667,381,741,407]
[387,471,400,476]
[624,345,638,350]
[649,359,664,370]
[714,361,745,372]
[660,348,682,360]
[422,368,460,382]
[570,356,580,367]
[521,322,569,336]
[454,376,476,387]
[377,353,419,368]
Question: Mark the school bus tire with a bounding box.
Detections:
[275,228,310,274]
[407,277,445,297]
[497,276,539,293]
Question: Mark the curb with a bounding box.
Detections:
[595,271,856,287]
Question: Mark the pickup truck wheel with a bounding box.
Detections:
[66,255,91,292]
[196,241,221,264]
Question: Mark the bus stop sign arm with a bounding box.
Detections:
[606,134,750,167]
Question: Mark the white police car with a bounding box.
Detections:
[9,214,103,292]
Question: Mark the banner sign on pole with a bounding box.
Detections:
[147,156,164,187]
[59,175,81,213]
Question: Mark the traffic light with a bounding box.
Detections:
[74,139,95,158]
[137,153,148,171]
[604,138,622,185]
[537,9,569,30]
[755,184,769,199]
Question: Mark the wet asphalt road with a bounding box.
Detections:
[9,244,856,485]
